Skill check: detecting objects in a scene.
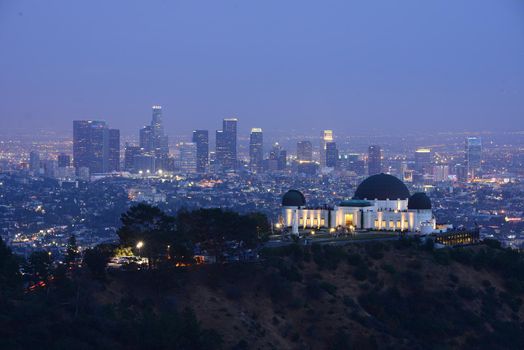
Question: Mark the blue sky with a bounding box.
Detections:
[1,0,523,137]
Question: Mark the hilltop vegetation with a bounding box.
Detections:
[2,206,524,349]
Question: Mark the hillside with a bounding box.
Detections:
[2,238,524,349]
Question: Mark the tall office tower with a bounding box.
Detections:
[192,130,209,173]
[107,129,120,172]
[73,120,111,174]
[320,130,333,167]
[433,164,450,182]
[267,143,286,171]
[139,126,153,152]
[278,149,287,170]
[124,144,141,173]
[339,153,365,175]
[297,141,313,162]
[215,118,238,171]
[325,142,339,168]
[178,142,197,173]
[414,148,432,174]
[465,137,482,180]
[368,145,382,175]
[29,151,40,172]
[151,105,169,156]
[454,164,468,183]
[249,128,264,172]
[57,153,71,168]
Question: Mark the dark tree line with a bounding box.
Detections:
[117,204,270,268]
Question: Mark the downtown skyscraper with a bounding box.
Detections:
[73,120,120,174]
[215,118,238,171]
[465,137,482,180]
[320,130,333,168]
[368,145,382,175]
[140,106,168,155]
[297,141,313,162]
[138,106,169,171]
[249,128,264,172]
[192,130,209,173]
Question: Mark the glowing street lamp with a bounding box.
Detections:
[136,241,144,256]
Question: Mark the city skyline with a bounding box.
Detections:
[1,0,524,135]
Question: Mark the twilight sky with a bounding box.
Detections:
[0,0,523,137]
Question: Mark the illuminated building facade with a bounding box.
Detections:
[73,120,120,175]
[414,148,432,175]
[282,173,436,234]
[320,130,333,167]
[216,118,238,171]
[297,141,313,162]
[192,130,209,173]
[465,137,482,180]
[249,128,264,172]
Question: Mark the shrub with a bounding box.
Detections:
[319,281,337,296]
[407,259,422,270]
[483,239,502,249]
[433,249,451,265]
[381,263,396,274]
[366,242,385,260]
[353,264,368,281]
[347,253,362,266]
[456,286,476,299]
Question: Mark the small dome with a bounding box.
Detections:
[353,173,410,200]
[408,192,432,210]
[282,190,306,207]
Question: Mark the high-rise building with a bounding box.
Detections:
[73,120,112,174]
[325,142,338,168]
[266,143,286,171]
[57,153,71,168]
[297,141,313,162]
[29,151,40,172]
[192,130,209,173]
[414,148,432,174]
[465,137,482,180]
[215,118,237,171]
[178,142,197,173]
[433,165,450,182]
[249,128,264,172]
[140,106,169,155]
[124,144,141,173]
[339,153,365,175]
[320,130,333,167]
[151,105,169,157]
[108,129,120,172]
[454,164,468,183]
[368,145,382,175]
[139,126,153,152]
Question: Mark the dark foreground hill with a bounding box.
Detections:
[2,238,524,349]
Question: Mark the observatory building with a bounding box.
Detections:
[282,173,435,234]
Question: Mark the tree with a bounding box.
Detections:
[28,250,53,281]
[176,208,268,262]
[83,245,112,278]
[0,237,21,292]
[65,235,80,267]
[117,204,175,269]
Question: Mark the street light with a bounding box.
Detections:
[136,241,144,256]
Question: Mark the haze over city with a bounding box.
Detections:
[2,2,524,349]
[1,0,524,136]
